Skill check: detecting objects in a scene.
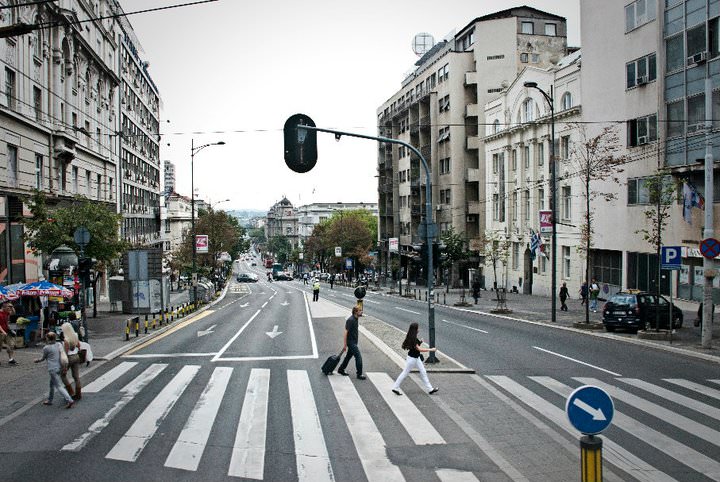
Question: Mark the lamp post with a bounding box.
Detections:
[524,81,557,323]
[191,139,225,304]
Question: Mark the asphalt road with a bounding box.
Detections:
[1,258,720,481]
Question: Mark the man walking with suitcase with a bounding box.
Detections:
[338,305,365,380]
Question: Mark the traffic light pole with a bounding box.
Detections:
[295,125,438,362]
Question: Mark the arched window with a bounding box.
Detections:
[561,92,573,110]
[493,119,500,133]
[522,98,536,122]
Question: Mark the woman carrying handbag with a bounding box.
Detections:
[60,322,82,400]
[34,332,74,408]
[391,322,439,396]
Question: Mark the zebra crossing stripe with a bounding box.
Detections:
[436,468,480,482]
[536,377,720,478]
[228,368,270,480]
[618,378,720,420]
[106,365,200,462]
[83,362,138,393]
[486,376,676,482]
[63,363,167,452]
[164,367,233,471]
[575,378,720,448]
[329,376,405,482]
[368,372,445,445]
[287,370,335,482]
[665,379,720,401]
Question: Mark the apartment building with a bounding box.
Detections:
[163,160,176,194]
[296,202,379,244]
[377,6,568,285]
[484,52,582,295]
[0,0,121,284]
[581,0,720,302]
[165,191,192,253]
[118,25,162,248]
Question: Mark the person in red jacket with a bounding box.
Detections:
[0,301,17,365]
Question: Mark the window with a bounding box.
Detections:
[512,150,517,171]
[560,136,571,160]
[711,18,720,59]
[520,53,529,63]
[521,21,534,34]
[523,190,530,222]
[492,153,499,173]
[687,94,705,132]
[687,24,706,58]
[86,170,91,196]
[626,53,656,88]
[437,64,449,82]
[561,186,572,220]
[512,243,520,270]
[97,173,102,199]
[627,114,657,146]
[524,146,530,169]
[33,86,42,121]
[72,167,78,193]
[545,23,557,36]
[438,95,450,112]
[522,98,535,122]
[627,177,652,205]
[440,157,451,174]
[35,154,43,190]
[625,0,656,32]
[666,100,684,138]
[108,177,113,200]
[438,126,450,142]
[563,246,571,278]
[537,142,544,166]
[591,250,622,287]
[531,54,540,63]
[493,194,499,221]
[665,34,684,72]
[539,253,547,273]
[512,192,518,221]
[7,145,17,188]
[440,188,451,205]
[538,188,545,210]
[4,67,15,109]
[493,119,501,133]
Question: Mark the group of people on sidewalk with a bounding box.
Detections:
[334,305,439,396]
[559,279,600,312]
[34,324,85,409]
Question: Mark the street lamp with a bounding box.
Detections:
[211,199,231,210]
[524,81,557,323]
[191,139,225,304]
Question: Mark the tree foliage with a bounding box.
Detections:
[483,230,510,288]
[23,191,127,265]
[304,210,375,272]
[636,171,675,249]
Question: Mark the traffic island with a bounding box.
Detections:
[637,329,674,341]
[572,322,605,331]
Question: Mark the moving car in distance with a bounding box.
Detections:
[274,271,293,281]
[236,273,259,283]
[602,290,683,333]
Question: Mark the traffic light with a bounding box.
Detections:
[284,113,317,173]
[78,257,95,284]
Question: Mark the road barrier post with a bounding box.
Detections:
[125,319,129,341]
[144,315,148,334]
[134,317,139,337]
[580,435,603,482]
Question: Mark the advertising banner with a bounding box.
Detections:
[389,238,399,253]
[539,210,552,234]
[195,235,209,254]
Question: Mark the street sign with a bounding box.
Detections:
[389,238,399,253]
[700,238,720,259]
[345,258,353,270]
[539,210,552,233]
[335,246,342,257]
[195,235,209,254]
[661,246,681,270]
[566,385,614,435]
[74,226,90,249]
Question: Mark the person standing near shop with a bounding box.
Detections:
[391,322,439,395]
[0,301,17,365]
[312,278,321,301]
[579,281,588,306]
[559,282,569,311]
[338,305,366,380]
[589,279,600,313]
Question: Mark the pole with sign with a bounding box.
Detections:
[566,385,614,482]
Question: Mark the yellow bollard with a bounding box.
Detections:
[144,315,148,334]
[152,314,157,330]
[125,320,129,341]
[580,435,603,482]
[135,318,139,337]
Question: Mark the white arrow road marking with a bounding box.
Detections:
[572,398,607,421]
[240,302,249,308]
[197,324,217,337]
[395,307,421,315]
[266,325,283,339]
[281,301,289,306]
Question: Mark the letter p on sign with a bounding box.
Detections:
[661,246,681,270]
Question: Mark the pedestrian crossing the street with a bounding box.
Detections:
[61,363,720,481]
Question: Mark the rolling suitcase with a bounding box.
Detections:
[321,350,344,375]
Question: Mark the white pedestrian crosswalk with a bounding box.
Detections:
[61,363,720,482]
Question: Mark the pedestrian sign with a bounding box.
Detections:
[661,246,681,270]
[566,385,614,435]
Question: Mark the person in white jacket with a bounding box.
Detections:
[391,322,439,396]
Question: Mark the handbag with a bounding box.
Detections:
[58,343,69,372]
[78,347,87,363]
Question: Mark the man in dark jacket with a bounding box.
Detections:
[338,305,365,379]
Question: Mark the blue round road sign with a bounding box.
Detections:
[700,238,720,259]
[566,385,614,435]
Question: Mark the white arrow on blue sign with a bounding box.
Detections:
[566,385,614,435]
[661,246,681,270]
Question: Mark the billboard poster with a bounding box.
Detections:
[389,238,399,253]
[539,210,552,234]
[195,235,209,254]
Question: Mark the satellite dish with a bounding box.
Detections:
[412,32,435,56]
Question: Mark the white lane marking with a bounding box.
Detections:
[538,376,720,478]
[436,469,481,482]
[124,353,217,358]
[619,378,720,420]
[304,290,319,359]
[262,301,268,308]
[711,379,720,386]
[395,307,421,315]
[83,362,138,393]
[197,324,217,337]
[229,368,270,480]
[217,355,318,362]
[533,347,621,376]
[442,319,488,334]
[368,372,445,445]
[329,376,405,482]
[211,309,261,362]
[363,299,380,304]
[665,379,720,401]
[486,376,676,482]
[575,377,720,448]
[106,365,200,462]
[164,367,233,471]
[64,364,168,452]
[288,370,335,482]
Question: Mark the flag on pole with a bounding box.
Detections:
[530,229,540,260]
[683,181,705,224]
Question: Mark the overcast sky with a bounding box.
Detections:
[119,0,580,212]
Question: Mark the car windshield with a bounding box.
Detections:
[610,294,636,305]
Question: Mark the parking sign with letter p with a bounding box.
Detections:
[661,246,681,270]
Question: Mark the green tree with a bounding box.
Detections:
[483,230,510,289]
[440,227,468,288]
[267,235,292,264]
[23,191,127,265]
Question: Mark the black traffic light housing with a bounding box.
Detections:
[78,257,95,284]
[284,113,317,173]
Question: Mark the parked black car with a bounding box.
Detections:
[274,272,293,281]
[602,290,683,333]
[236,273,258,283]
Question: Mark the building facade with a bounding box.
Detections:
[164,191,192,254]
[163,159,175,195]
[377,6,568,285]
[265,197,299,248]
[0,0,122,284]
[296,202,379,244]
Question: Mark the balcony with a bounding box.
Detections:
[466,201,481,215]
[467,135,480,150]
[465,103,480,118]
[465,71,478,86]
[465,168,480,183]
[420,144,431,159]
[410,123,420,135]
[420,116,430,130]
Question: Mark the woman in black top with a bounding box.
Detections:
[391,322,439,396]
